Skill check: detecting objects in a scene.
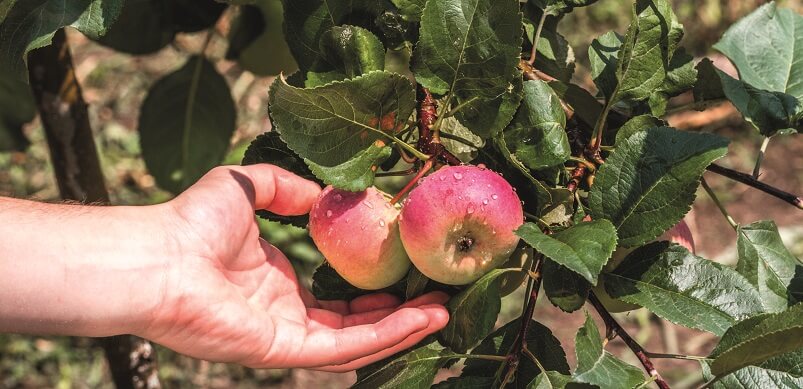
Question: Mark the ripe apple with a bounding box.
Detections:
[594,219,696,312]
[399,165,524,285]
[308,186,411,290]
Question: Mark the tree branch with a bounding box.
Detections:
[589,292,671,389]
[415,84,461,166]
[27,29,160,389]
[706,163,803,211]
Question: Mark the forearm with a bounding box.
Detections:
[0,197,177,337]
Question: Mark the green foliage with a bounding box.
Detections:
[572,313,646,388]
[605,242,764,335]
[353,338,456,389]
[542,259,591,312]
[0,66,35,151]
[139,56,236,193]
[226,0,298,76]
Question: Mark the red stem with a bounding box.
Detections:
[415,84,462,166]
[390,159,433,205]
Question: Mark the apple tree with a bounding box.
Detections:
[1,0,802,388]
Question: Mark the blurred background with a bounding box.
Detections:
[1,0,801,387]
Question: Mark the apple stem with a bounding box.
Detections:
[589,292,672,389]
[390,159,433,205]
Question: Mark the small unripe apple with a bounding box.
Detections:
[595,219,696,312]
[309,186,411,290]
[399,165,524,285]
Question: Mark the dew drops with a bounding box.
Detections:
[487,184,492,188]
[458,195,463,200]
[379,220,386,227]
[492,229,497,235]
[482,199,489,205]
[363,200,374,209]
[492,194,499,200]
[453,172,463,180]
[512,187,517,192]
[326,210,333,218]
[467,204,475,214]
[478,163,487,170]
[439,175,446,181]
[360,225,367,231]
[333,193,343,202]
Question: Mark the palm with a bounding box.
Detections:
[144,165,448,371]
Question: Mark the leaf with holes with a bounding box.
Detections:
[139,56,236,193]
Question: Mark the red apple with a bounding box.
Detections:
[399,165,524,285]
[309,186,410,290]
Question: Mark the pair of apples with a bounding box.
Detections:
[309,165,524,289]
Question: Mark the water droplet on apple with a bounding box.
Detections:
[326,210,333,217]
[334,193,343,202]
[467,204,475,214]
[492,194,498,200]
[453,172,463,180]
[379,220,386,227]
[478,164,487,170]
[482,199,489,205]
[363,200,374,209]
[360,225,367,231]
[439,175,446,181]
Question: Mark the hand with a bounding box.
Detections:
[142,165,449,371]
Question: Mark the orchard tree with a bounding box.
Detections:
[1,0,802,388]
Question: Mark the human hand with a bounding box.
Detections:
[142,165,449,371]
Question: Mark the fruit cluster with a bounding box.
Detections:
[309,165,524,289]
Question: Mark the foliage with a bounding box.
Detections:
[1,0,802,387]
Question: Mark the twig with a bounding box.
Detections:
[589,292,671,389]
[706,163,803,211]
[752,136,770,179]
[390,159,433,205]
[701,178,738,230]
[644,352,710,361]
[415,84,462,166]
[567,164,587,193]
[664,98,727,116]
[527,11,548,65]
[375,167,417,177]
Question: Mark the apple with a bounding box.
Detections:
[308,186,411,290]
[399,165,524,285]
[594,219,696,312]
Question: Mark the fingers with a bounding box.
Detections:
[316,304,450,372]
[235,164,321,215]
[307,292,448,330]
[348,293,401,313]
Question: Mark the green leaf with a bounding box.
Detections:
[524,21,575,83]
[613,114,664,145]
[573,312,645,388]
[694,58,801,136]
[439,116,484,163]
[647,48,697,115]
[486,134,553,215]
[306,141,391,191]
[547,80,602,129]
[405,267,429,300]
[268,70,415,190]
[139,56,236,193]
[588,127,729,247]
[0,0,123,79]
[307,25,385,84]
[453,74,524,139]
[412,0,523,138]
[528,371,575,389]
[439,268,516,353]
[534,0,598,17]
[516,221,617,285]
[605,242,764,336]
[714,3,803,103]
[94,0,172,55]
[433,376,495,388]
[610,0,681,105]
[353,338,455,389]
[710,303,803,378]
[0,65,35,151]
[588,31,623,100]
[312,262,372,301]
[542,259,591,312]
[736,220,802,313]
[702,360,803,389]
[464,319,570,388]
[504,80,570,170]
[390,0,425,21]
[228,0,298,76]
[242,132,319,228]
[282,0,389,70]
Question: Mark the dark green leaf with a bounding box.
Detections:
[694,59,801,136]
[390,0,424,21]
[543,259,591,312]
[647,48,697,115]
[170,0,226,33]
[713,3,803,103]
[536,0,598,17]
[605,242,764,335]
[268,70,415,190]
[517,221,617,285]
[312,262,372,301]
[453,74,524,139]
[0,65,35,151]
[528,371,575,389]
[282,0,389,70]
[139,56,236,193]
[464,319,570,388]
[736,220,802,313]
[613,114,664,145]
[702,360,803,389]
[546,80,601,130]
[412,0,523,138]
[353,338,455,389]
[439,268,516,353]
[242,132,319,228]
[433,376,495,388]
[504,80,570,170]
[309,25,385,83]
[487,134,553,215]
[524,22,575,83]
[405,267,429,300]
[0,0,123,79]
[94,0,173,55]
[710,303,803,378]
[588,127,729,247]
[573,312,645,388]
[588,31,623,100]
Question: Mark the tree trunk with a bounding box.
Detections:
[26,28,161,389]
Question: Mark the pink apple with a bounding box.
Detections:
[399,165,524,285]
[595,219,696,312]
[309,186,411,290]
